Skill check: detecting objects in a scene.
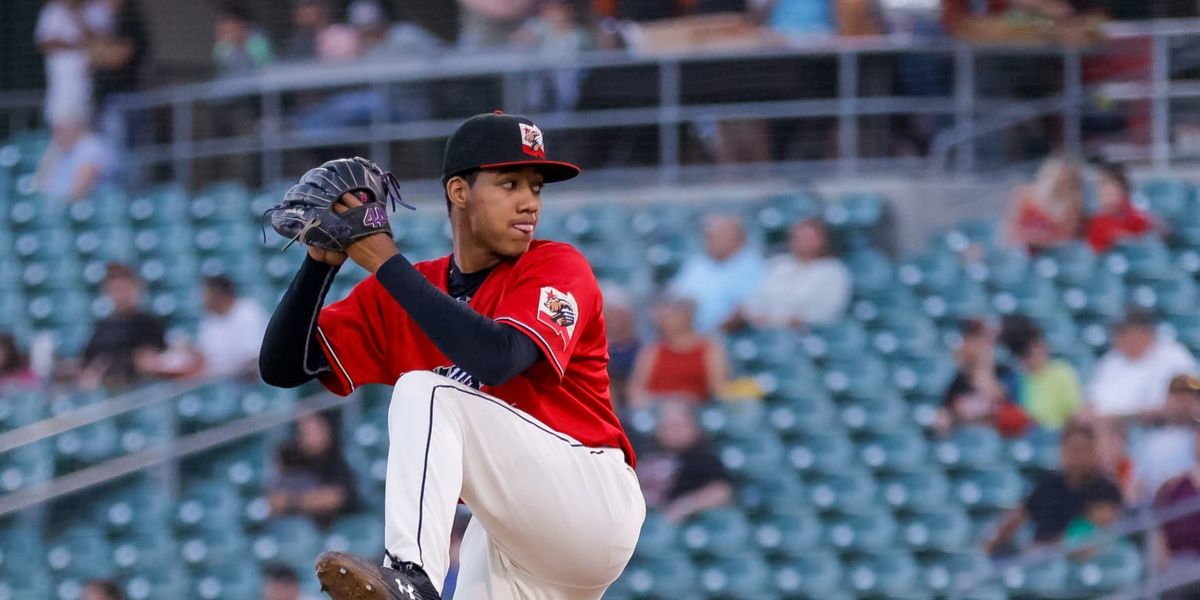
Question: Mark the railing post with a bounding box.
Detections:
[954,44,976,174]
[658,59,681,185]
[838,51,860,174]
[1151,32,1170,170]
[502,70,523,113]
[170,98,192,189]
[1063,47,1083,158]
[370,82,391,168]
[261,89,284,186]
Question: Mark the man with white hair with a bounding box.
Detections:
[670,214,765,332]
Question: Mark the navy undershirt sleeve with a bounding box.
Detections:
[375,254,540,387]
[259,256,337,388]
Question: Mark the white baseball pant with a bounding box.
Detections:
[381,371,645,599]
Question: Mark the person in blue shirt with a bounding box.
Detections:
[670,214,766,333]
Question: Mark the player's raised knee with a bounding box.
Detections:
[393,369,446,395]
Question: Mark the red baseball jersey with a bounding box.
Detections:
[315,240,635,466]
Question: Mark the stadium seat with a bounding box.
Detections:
[1065,540,1142,595]
[68,187,130,230]
[325,514,386,562]
[128,185,189,228]
[1107,237,1173,281]
[1139,178,1193,223]
[53,419,122,468]
[110,531,175,574]
[175,383,244,432]
[46,525,114,580]
[845,248,896,298]
[899,251,963,294]
[923,279,991,322]
[767,390,837,437]
[739,471,807,516]
[699,400,767,441]
[1034,241,1097,287]
[822,509,898,552]
[1062,270,1125,319]
[891,355,956,398]
[191,560,261,600]
[977,247,1031,290]
[752,509,822,558]
[633,512,679,558]
[992,276,1060,318]
[727,327,800,371]
[0,442,54,493]
[880,468,952,513]
[872,314,939,358]
[1008,428,1060,472]
[804,320,870,363]
[788,429,856,474]
[95,479,172,535]
[1001,555,1070,597]
[1035,312,1081,356]
[121,565,190,600]
[771,551,848,599]
[922,550,995,596]
[698,554,774,599]
[190,181,251,224]
[900,507,973,551]
[718,432,786,480]
[821,354,890,399]
[617,554,696,598]
[845,550,923,599]
[935,425,1005,470]
[806,468,878,513]
[678,508,753,559]
[175,480,243,533]
[841,391,909,434]
[859,428,929,472]
[954,467,1025,511]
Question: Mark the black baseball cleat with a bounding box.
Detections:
[315,551,441,600]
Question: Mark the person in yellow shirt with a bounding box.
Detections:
[1001,315,1083,429]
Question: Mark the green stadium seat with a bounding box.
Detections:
[191,561,261,600]
[68,187,130,229]
[0,442,54,493]
[940,219,998,253]
[753,359,823,400]
[845,248,897,298]
[0,390,45,430]
[1002,555,1070,597]
[175,480,243,533]
[1034,312,1080,356]
[1008,428,1060,472]
[175,383,243,432]
[8,196,66,231]
[699,400,767,441]
[110,531,175,574]
[633,512,679,558]
[205,439,268,493]
[718,433,786,480]
[1139,179,1193,223]
[325,514,386,562]
[190,181,251,224]
[805,320,870,363]
[771,551,848,599]
[1138,278,1198,317]
[127,185,189,228]
[992,276,1060,318]
[179,527,253,572]
[678,508,752,559]
[698,554,774,599]
[752,509,821,558]
[14,228,74,261]
[122,565,190,600]
[880,468,952,513]
[1107,237,1173,281]
[872,315,939,359]
[46,525,114,580]
[618,554,696,598]
[923,279,991,322]
[95,479,172,535]
[922,550,995,596]
[859,428,929,471]
[788,429,856,474]
[748,193,821,246]
[840,391,908,434]
[821,354,889,400]
[767,390,836,437]
[53,420,122,467]
[806,468,877,513]
[139,256,200,291]
[0,524,45,578]
[1063,271,1126,320]
[73,226,135,262]
[727,327,799,371]
[1065,540,1142,595]
[935,425,1005,469]
[976,247,1031,290]
[845,551,923,599]
[822,509,898,552]
[900,507,972,551]
[891,355,956,398]
[954,467,1025,511]
[739,471,806,516]
[1035,241,1097,287]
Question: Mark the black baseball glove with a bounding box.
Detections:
[265,157,414,252]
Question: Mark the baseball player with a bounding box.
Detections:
[259,113,645,599]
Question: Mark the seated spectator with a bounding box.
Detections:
[627,296,729,408]
[458,0,537,50]
[1132,375,1200,501]
[603,285,641,410]
[139,276,268,379]
[267,411,358,529]
[262,564,304,600]
[1004,156,1085,252]
[671,214,765,333]
[82,579,123,600]
[1063,478,1124,559]
[513,0,592,112]
[1001,315,1082,429]
[986,421,1122,555]
[80,263,165,390]
[738,219,851,329]
[1152,425,1200,585]
[637,400,734,523]
[35,111,112,202]
[213,5,273,76]
[36,0,93,130]
[1088,309,1198,420]
[1086,161,1154,253]
[88,0,148,113]
[936,318,1030,437]
[283,0,360,62]
[0,333,40,388]
[352,0,444,60]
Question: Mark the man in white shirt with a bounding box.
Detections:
[1088,310,1199,419]
[36,0,95,126]
[741,218,851,328]
[197,275,268,378]
[670,214,765,333]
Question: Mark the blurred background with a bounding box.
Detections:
[3,0,1200,599]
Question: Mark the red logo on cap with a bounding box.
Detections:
[519,123,545,159]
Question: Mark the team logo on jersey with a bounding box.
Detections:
[538,286,577,348]
[519,123,545,158]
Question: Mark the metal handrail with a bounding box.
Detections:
[0,389,349,517]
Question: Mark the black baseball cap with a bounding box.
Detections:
[442,112,580,185]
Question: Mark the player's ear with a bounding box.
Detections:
[446,176,470,211]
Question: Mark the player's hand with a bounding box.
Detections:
[308,245,349,267]
[334,192,399,273]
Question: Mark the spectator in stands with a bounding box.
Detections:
[262,564,306,600]
[936,318,1031,437]
[1088,309,1198,420]
[36,0,94,128]
[88,0,148,113]
[1004,156,1085,252]
[1062,478,1124,558]
[1152,424,1200,587]
[140,276,268,379]
[603,285,641,410]
[739,218,851,329]
[627,296,729,408]
[457,0,538,50]
[671,214,765,333]
[82,579,123,600]
[986,421,1122,555]
[755,0,835,38]
[352,0,444,60]
[637,400,734,523]
[512,0,592,112]
[283,0,360,62]
[1086,161,1154,253]
[1001,315,1082,429]
[0,333,39,389]
[1132,375,1200,501]
[213,5,274,76]
[80,263,165,390]
[35,109,112,202]
[267,411,358,529]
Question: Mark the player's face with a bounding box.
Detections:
[464,168,544,259]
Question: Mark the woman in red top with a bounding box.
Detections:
[628,296,729,407]
[1004,156,1085,252]
[1086,161,1154,253]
